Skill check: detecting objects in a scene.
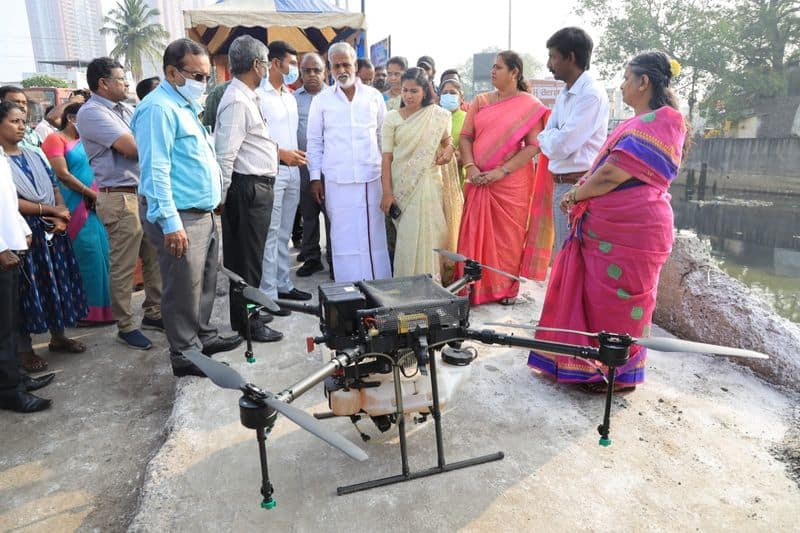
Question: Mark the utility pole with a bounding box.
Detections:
[508,0,512,49]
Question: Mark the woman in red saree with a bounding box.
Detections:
[528,51,688,391]
[456,51,554,305]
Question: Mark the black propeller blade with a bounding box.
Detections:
[219,266,280,312]
[434,248,524,282]
[183,350,368,461]
[484,322,769,360]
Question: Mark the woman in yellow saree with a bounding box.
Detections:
[380,67,456,281]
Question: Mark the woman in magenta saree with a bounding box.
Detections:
[42,103,112,325]
[528,51,688,390]
[456,51,554,305]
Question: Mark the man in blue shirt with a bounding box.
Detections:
[132,39,242,377]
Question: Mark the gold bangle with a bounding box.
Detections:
[463,162,476,170]
[38,203,43,215]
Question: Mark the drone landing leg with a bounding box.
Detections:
[244,303,256,363]
[597,368,616,447]
[336,350,504,496]
[256,427,276,509]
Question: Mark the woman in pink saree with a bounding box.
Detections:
[528,51,688,391]
[456,51,554,305]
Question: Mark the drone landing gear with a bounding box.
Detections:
[337,348,504,495]
[240,395,279,509]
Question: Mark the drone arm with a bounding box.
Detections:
[275,347,365,404]
[464,328,600,360]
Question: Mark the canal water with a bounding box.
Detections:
[670,184,800,323]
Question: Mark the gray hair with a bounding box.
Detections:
[301,52,325,69]
[229,35,269,75]
[327,42,356,62]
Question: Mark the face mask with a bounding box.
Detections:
[440,93,460,111]
[176,72,206,102]
[283,66,299,86]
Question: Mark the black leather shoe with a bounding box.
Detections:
[250,324,283,343]
[297,259,324,277]
[0,390,52,413]
[23,372,55,392]
[278,288,313,301]
[201,334,244,356]
[256,310,274,323]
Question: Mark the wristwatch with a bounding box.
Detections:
[501,165,511,176]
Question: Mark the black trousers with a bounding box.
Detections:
[222,172,275,333]
[299,166,332,264]
[0,265,23,393]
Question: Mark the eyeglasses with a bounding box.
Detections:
[179,68,211,83]
[302,67,323,74]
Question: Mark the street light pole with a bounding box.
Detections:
[508,0,512,49]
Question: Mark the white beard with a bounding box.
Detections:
[338,75,356,89]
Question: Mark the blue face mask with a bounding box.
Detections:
[440,93,460,111]
[177,72,206,103]
[283,66,299,86]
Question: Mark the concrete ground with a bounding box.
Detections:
[2,258,799,532]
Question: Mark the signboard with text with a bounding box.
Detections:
[370,37,390,66]
[528,79,565,107]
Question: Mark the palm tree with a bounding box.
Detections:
[101,0,170,82]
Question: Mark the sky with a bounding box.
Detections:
[2,0,600,83]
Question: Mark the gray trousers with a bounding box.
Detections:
[299,166,331,264]
[552,182,574,254]
[260,167,299,298]
[142,211,219,361]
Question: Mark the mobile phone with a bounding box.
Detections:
[389,203,401,219]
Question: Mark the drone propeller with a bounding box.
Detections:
[434,248,523,283]
[183,350,368,461]
[483,322,769,360]
[219,266,281,312]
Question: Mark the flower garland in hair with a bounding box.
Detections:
[669,58,681,78]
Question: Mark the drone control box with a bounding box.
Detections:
[318,275,470,353]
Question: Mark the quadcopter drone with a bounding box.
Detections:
[189,251,768,509]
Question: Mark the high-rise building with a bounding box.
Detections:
[25,0,107,73]
[147,0,210,43]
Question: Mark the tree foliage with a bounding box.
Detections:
[21,75,70,88]
[101,0,170,82]
[577,0,800,125]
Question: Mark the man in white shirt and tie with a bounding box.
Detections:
[0,150,54,412]
[307,42,391,282]
[257,40,311,303]
[537,27,609,252]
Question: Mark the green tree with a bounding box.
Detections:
[577,0,733,121]
[21,74,70,88]
[101,0,169,82]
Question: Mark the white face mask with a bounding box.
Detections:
[176,71,206,102]
[439,93,460,111]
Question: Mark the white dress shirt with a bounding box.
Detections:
[0,152,31,253]
[537,71,609,174]
[257,79,300,182]
[306,80,386,183]
[215,77,279,195]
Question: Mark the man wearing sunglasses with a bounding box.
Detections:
[133,39,242,378]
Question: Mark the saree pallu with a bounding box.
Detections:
[383,105,453,280]
[42,135,113,323]
[455,93,553,304]
[528,106,687,385]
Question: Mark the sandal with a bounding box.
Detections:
[48,337,87,354]
[578,382,637,394]
[20,350,49,372]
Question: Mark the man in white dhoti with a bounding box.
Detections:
[307,42,391,282]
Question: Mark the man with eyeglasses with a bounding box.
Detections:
[133,39,242,378]
[215,35,283,343]
[294,52,331,278]
[76,57,163,351]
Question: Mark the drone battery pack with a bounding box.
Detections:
[318,282,368,349]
